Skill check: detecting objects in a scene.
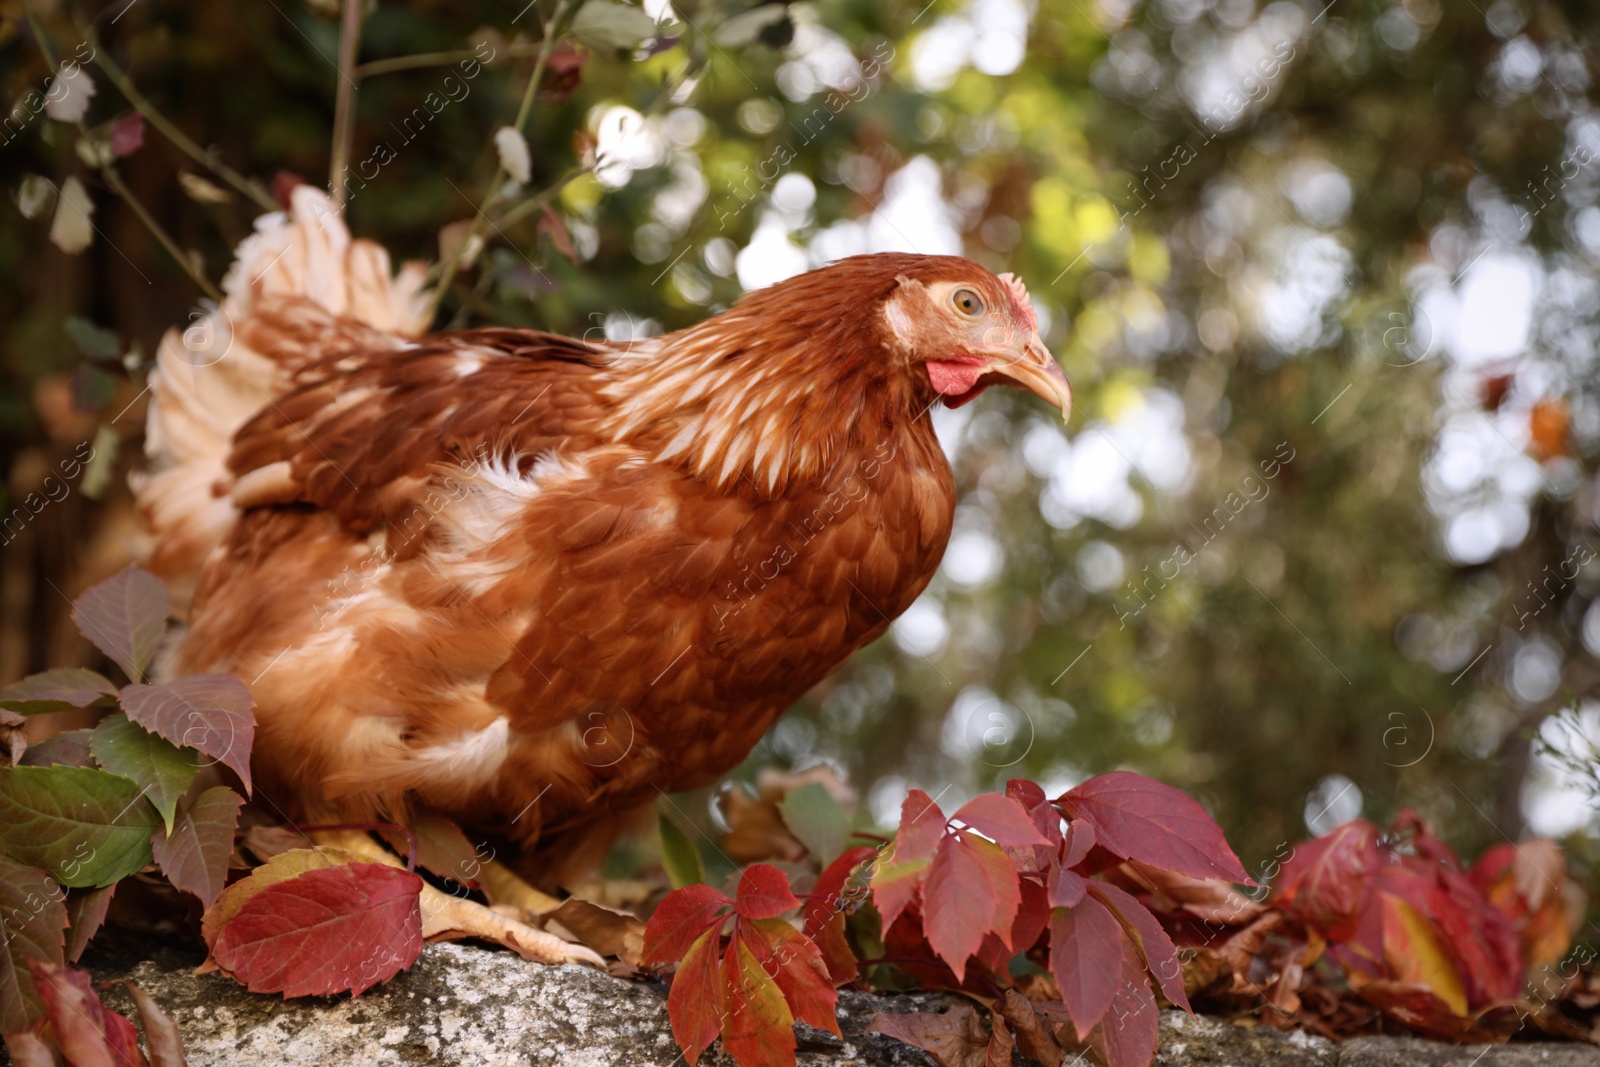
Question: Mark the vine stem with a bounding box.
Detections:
[328,0,366,208]
[356,42,547,79]
[25,8,223,301]
[425,0,580,322]
[81,25,278,212]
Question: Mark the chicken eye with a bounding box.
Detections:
[952,289,985,317]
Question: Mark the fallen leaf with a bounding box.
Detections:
[867,1004,991,1067]
[210,862,423,997]
[108,980,186,1066]
[998,989,1062,1067]
[545,897,644,964]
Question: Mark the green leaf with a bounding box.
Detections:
[778,782,850,865]
[63,317,120,361]
[0,767,160,888]
[0,669,118,717]
[569,1,660,51]
[0,859,66,1032]
[659,812,704,889]
[89,713,197,833]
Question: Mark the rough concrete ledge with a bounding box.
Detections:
[57,942,1600,1067]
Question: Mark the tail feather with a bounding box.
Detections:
[134,186,430,614]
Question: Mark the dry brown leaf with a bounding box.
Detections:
[544,897,645,965]
[720,765,856,863]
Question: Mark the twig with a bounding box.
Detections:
[329,0,366,208]
[99,163,224,302]
[355,41,546,79]
[81,25,278,212]
[491,164,593,228]
[26,10,223,300]
[426,0,580,321]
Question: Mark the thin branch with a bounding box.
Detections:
[491,164,592,228]
[329,0,366,208]
[99,162,224,301]
[355,41,546,79]
[426,0,580,321]
[27,10,222,300]
[81,26,278,212]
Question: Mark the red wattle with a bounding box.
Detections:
[926,359,986,396]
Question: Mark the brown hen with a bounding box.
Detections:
[136,187,1070,884]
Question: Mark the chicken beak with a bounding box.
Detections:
[991,338,1072,423]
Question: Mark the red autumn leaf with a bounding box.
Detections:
[1086,882,1190,1012]
[950,793,1049,848]
[1274,819,1381,931]
[721,934,795,1067]
[804,845,873,984]
[1425,866,1520,1006]
[923,833,1019,981]
[28,960,143,1067]
[734,864,800,920]
[744,918,840,1035]
[107,980,186,1067]
[109,113,144,157]
[871,790,946,933]
[1059,772,1249,884]
[152,786,243,908]
[1050,864,1089,908]
[1378,891,1468,1015]
[666,928,723,1066]
[804,845,874,939]
[1090,953,1160,1067]
[1354,979,1505,1042]
[1048,892,1127,1040]
[1062,818,1096,869]
[120,675,255,795]
[642,884,731,962]
[896,789,947,863]
[211,862,423,997]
